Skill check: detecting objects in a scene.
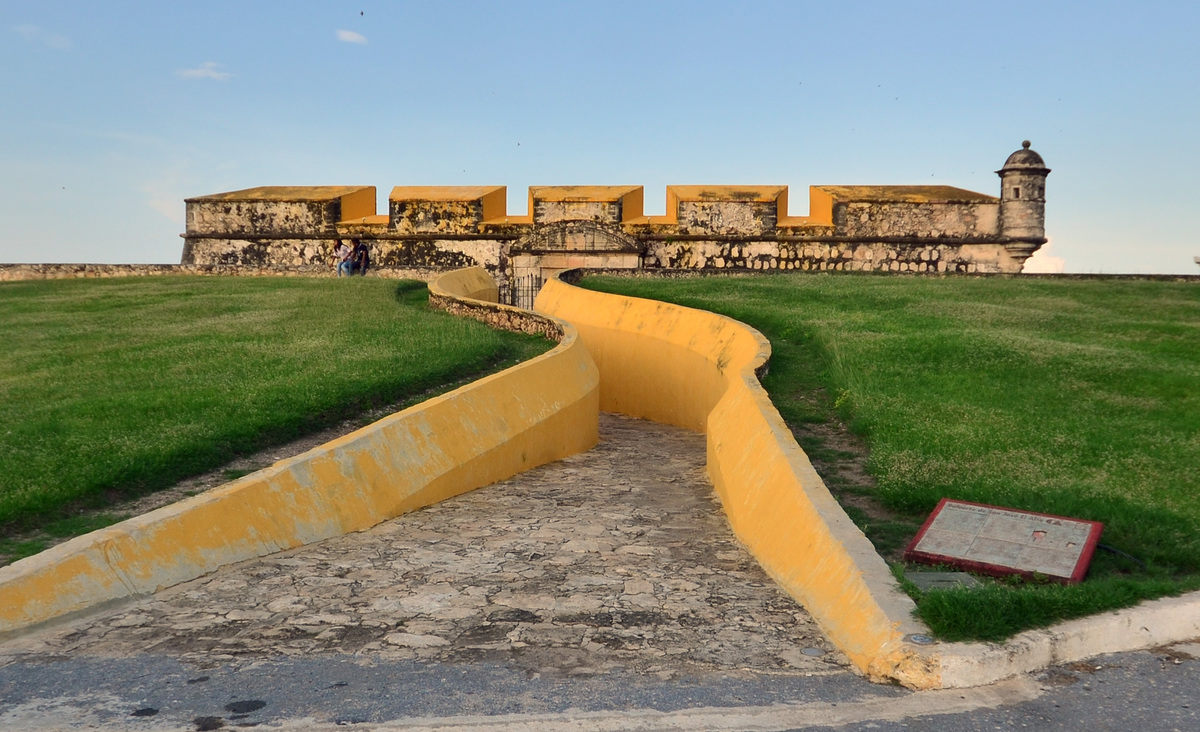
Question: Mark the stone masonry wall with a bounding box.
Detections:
[181,238,332,268]
[184,238,503,272]
[0,263,439,283]
[645,240,1014,274]
[391,200,488,235]
[427,291,565,341]
[179,177,1047,295]
[187,199,341,237]
[676,200,779,236]
[832,201,999,239]
[533,200,622,225]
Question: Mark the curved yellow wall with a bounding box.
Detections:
[429,266,499,303]
[536,277,936,687]
[0,272,598,635]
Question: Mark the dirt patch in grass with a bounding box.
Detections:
[783,390,919,562]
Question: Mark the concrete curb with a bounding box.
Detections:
[536,273,1200,689]
[0,271,598,636]
[934,589,1200,688]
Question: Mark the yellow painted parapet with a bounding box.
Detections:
[389,186,509,232]
[185,186,378,236]
[430,265,500,303]
[535,276,940,688]
[0,270,598,636]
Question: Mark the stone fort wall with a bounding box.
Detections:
[182,183,1038,282]
[2,146,1052,298]
[179,146,1051,304]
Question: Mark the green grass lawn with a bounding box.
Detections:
[581,273,1200,641]
[0,277,551,534]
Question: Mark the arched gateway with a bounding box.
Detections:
[506,220,644,307]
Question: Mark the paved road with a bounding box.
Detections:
[1,414,1196,730]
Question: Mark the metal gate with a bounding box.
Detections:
[499,273,544,309]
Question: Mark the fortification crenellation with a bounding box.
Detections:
[185,186,375,236]
[388,186,506,235]
[179,144,1050,305]
[529,186,642,226]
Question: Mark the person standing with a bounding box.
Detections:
[334,240,353,277]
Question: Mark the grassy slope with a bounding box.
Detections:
[582,273,1200,640]
[0,277,551,531]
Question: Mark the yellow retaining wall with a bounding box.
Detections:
[428,265,498,303]
[535,276,937,687]
[0,271,598,636]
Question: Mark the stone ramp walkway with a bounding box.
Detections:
[0,414,864,728]
[6,416,1197,730]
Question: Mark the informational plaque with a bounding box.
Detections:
[903,498,1104,584]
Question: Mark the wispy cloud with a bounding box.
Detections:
[1022,239,1066,274]
[143,175,185,223]
[14,24,71,50]
[176,61,232,81]
[336,29,367,44]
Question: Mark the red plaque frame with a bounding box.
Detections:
[903,498,1104,585]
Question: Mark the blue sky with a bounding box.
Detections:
[2,1,1198,273]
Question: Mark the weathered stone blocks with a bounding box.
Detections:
[179,146,1049,296]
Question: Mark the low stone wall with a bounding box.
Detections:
[182,237,504,273]
[427,267,564,340]
[534,275,935,687]
[0,270,599,636]
[0,263,442,283]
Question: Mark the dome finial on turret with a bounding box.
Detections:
[999,141,1049,172]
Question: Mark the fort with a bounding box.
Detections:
[8,141,1200,699]
[181,142,1050,304]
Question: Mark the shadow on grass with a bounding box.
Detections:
[0,513,129,565]
[393,280,430,305]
